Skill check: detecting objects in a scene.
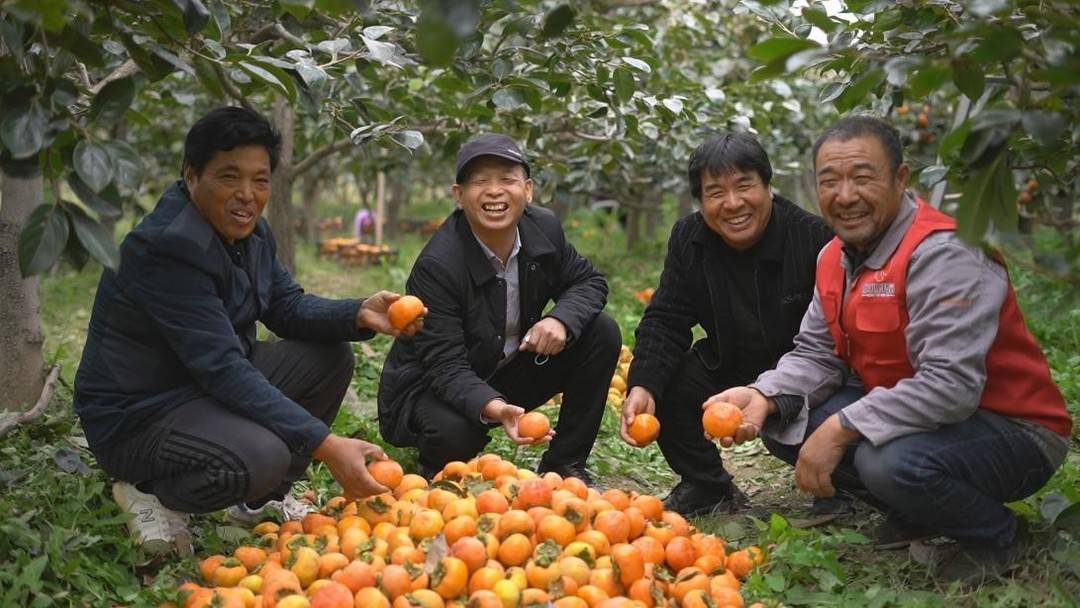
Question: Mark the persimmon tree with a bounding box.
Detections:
[741,0,1079,284]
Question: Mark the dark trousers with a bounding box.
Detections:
[93,340,355,514]
[411,313,621,476]
[654,349,737,489]
[762,385,1057,547]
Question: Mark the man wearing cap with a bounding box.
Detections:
[378,134,621,482]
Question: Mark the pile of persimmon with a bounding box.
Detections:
[607,346,633,409]
[169,453,770,608]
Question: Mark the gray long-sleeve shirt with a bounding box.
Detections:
[753,194,1068,464]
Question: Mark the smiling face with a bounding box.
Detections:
[452,155,533,245]
[699,168,773,250]
[815,135,909,250]
[183,145,272,243]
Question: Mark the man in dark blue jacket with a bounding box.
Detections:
[378,134,621,482]
[74,106,419,555]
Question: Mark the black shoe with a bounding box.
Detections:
[934,519,1029,586]
[662,480,748,517]
[872,514,938,550]
[810,494,856,517]
[537,460,594,487]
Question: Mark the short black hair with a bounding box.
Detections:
[688,132,773,201]
[182,106,282,176]
[812,115,903,174]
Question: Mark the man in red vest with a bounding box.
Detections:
[709,116,1072,585]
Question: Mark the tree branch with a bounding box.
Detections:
[0,364,61,438]
[290,139,355,180]
[90,59,140,95]
[212,61,252,108]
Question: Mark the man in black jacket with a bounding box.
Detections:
[74,107,419,555]
[378,134,621,482]
[620,132,833,516]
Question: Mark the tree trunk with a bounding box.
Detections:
[626,205,642,252]
[386,162,409,239]
[0,168,46,410]
[269,97,296,273]
[300,169,325,244]
[375,151,386,246]
[677,194,694,219]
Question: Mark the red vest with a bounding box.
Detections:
[816,201,1072,436]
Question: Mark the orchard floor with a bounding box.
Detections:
[4,219,1077,607]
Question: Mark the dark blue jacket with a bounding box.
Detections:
[74,181,370,454]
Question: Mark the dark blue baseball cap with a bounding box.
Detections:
[455,133,531,183]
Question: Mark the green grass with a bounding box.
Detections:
[2,208,1077,606]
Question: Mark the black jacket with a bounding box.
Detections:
[378,206,608,446]
[627,195,833,401]
[74,181,370,454]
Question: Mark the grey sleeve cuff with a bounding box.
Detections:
[754,387,809,446]
[772,394,804,426]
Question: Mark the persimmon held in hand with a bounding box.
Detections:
[627,414,660,446]
[518,412,551,440]
[702,401,743,440]
[388,295,425,331]
[368,460,404,489]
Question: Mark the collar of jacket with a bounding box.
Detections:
[455,207,557,286]
[843,191,917,273]
[690,193,792,263]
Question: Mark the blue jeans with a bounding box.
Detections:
[762,385,1056,548]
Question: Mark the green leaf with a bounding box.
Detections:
[56,24,103,68]
[818,82,845,104]
[834,68,883,112]
[238,61,296,102]
[193,56,226,99]
[801,7,836,33]
[613,67,634,104]
[67,173,121,219]
[951,57,985,101]
[961,123,1011,169]
[938,120,972,159]
[1021,111,1066,150]
[954,148,1016,243]
[391,130,423,151]
[747,36,819,64]
[540,4,575,38]
[918,165,948,189]
[209,0,231,38]
[0,101,46,159]
[971,26,1023,63]
[66,202,120,270]
[88,77,136,125]
[11,0,66,32]
[620,57,651,73]
[18,204,69,277]
[280,0,314,19]
[73,141,114,193]
[172,0,210,36]
[906,64,951,100]
[492,88,525,110]
[416,9,458,67]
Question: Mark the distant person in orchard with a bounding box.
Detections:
[712,116,1072,585]
[353,207,375,242]
[619,132,833,517]
[378,133,621,483]
[73,106,423,556]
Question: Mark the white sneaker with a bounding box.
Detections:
[226,494,314,526]
[112,481,192,556]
